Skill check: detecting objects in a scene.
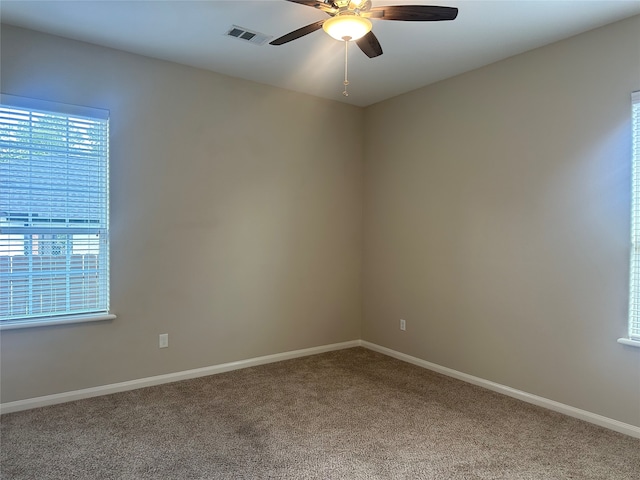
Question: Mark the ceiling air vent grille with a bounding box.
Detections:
[225,25,271,46]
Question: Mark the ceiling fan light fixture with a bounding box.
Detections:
[322,15,372,41]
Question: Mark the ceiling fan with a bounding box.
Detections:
[270,0,459,59]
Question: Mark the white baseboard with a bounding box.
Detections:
[3,339,639,439]
[361,341,640,439]
[0,340,361,415]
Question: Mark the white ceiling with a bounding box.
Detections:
[1,0,639,107]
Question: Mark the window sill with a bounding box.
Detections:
[0,313,116,331]
[617,338,640,348]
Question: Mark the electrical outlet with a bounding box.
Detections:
[159,333,169,348]
[400,319,406,331]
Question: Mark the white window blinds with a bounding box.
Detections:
[0,94,110,324]
[628,91,640,340]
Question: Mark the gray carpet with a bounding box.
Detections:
[1,347,639,479]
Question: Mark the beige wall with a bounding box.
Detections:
[2,15,639,428]
[363,15,640,426]
[0,25,364,402]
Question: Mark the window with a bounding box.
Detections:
[0,94,113,328]
[625,91,640,346]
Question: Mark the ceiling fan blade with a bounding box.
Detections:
[356,31,383,58]
[367,5,458,21]
[284,0,338,14]
[270,20,327,46]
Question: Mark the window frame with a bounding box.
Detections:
[621,91,640,347]
[0,94,115,330]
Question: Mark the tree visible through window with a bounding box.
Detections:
[0,95,110,325]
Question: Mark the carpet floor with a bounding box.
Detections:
[1,347,639,479]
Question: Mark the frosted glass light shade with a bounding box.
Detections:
[323,15,372,41]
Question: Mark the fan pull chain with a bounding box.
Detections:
[343,36,351,97]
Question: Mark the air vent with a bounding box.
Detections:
[225,25,272,46]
